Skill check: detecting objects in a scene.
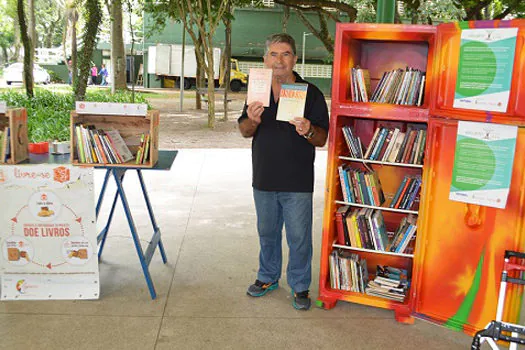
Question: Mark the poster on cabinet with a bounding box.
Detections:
[0,164,99,300]
[453,28,518,113]
[449,121,517,209]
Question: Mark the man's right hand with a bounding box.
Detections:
[247,102,264,125]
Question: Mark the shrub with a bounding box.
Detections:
[0,89,152,142]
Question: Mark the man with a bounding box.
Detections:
[238,33,329,310]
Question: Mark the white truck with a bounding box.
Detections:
[148,44,247,91]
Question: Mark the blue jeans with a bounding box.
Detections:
[253,189,313,293]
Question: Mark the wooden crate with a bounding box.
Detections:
[70,110,160,168]
[0,108,29,164]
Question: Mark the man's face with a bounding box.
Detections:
[263,42,297,79]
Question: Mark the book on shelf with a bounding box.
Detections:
[388,214,417,253]
[342,125,363,158]
[276,83,308,122]
[335,205,351,246]
[246,68,272,107]
[365,67,425,106]
[364,127,426,164]
[339,166,385,206]
[329,250,369,293]
[349,67,371,102]
[390,175,422,210]
[338,207,391,252]
[135,133,150,165]
[365,265,410,302]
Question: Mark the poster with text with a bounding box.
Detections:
[449,121,517,209]
[0,165,99,300]
[453,28,518,113]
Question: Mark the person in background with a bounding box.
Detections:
[99,64,109,86]
[67,60,72,85]
[238,33,329,310]
[90,64,98,85]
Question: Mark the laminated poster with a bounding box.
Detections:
[453,28,518,113]
[449,121,517,209]
[0,165,99,300]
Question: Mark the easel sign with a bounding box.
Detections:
[0,164,99,300]
[0,101,6,114]
[75,101,147,116]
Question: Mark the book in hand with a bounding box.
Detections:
[276,83,308,122]
[247,68,272,107]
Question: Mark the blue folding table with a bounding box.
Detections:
[30,150,178,299]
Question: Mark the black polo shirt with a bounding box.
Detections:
[238,72,329,192]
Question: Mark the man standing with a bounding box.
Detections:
[238,33,329,310]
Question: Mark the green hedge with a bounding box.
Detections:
[0,89,152,142]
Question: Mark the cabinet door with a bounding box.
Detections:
[413,117,525,334]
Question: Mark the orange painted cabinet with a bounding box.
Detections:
[318,20,525,334]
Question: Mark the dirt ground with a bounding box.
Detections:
[150,91,252,149]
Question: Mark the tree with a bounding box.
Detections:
[63,0,79,85]
[110,0,127,91]
[176,0,232,129]
[0,1,15,62]
[74,0,102,100]
[17,0,34,97]
[36,0,64,48]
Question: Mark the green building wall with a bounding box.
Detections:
[143,7,338,95]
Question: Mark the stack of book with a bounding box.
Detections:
[364,127,426,164]
[74,124,133,164]
[338,166,385,206]
[369,67,426,106]
[0,127,10,163]
[336,207,390,251]
[390,175,422,210]
[365,265,409,302]
[329,250,369,293]
[388,214,417,254]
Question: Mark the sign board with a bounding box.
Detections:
[0,165,99,300]
[75,101,147,116]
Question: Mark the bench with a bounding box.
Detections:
[196,88,232,105]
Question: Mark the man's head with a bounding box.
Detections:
[263,33,298,81]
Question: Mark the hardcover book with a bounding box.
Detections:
[276,83,308,122]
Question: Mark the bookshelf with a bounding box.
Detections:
[0,108,29,164]
[70,110,159,168]
[319,20,525,336]
[318,23,434,323]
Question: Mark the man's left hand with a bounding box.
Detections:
[290,117,311,136]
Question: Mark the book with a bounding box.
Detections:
[105,129,134,163]
[276,83,308,122]
[246,68,272,107]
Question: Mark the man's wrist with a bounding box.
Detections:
[303,125,315,140]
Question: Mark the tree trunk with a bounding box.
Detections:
[74,0,101,100]
[195,29,205,110]
[111,0,127,92]
[13,13,21,61]
[221,3,232,121]
[282,6,290,32]
[28,0,36,56]
[17,0,34,97]
[71,18,77,86]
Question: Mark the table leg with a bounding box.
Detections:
[112,168,157,300]
[97,170,124,260]
[137,169,168,264]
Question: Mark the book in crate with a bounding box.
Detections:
[70,109,159,167]
[0,107,28,164]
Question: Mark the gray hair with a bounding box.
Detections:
[264,33,297,56]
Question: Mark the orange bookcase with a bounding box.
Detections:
[318,20,525,335]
